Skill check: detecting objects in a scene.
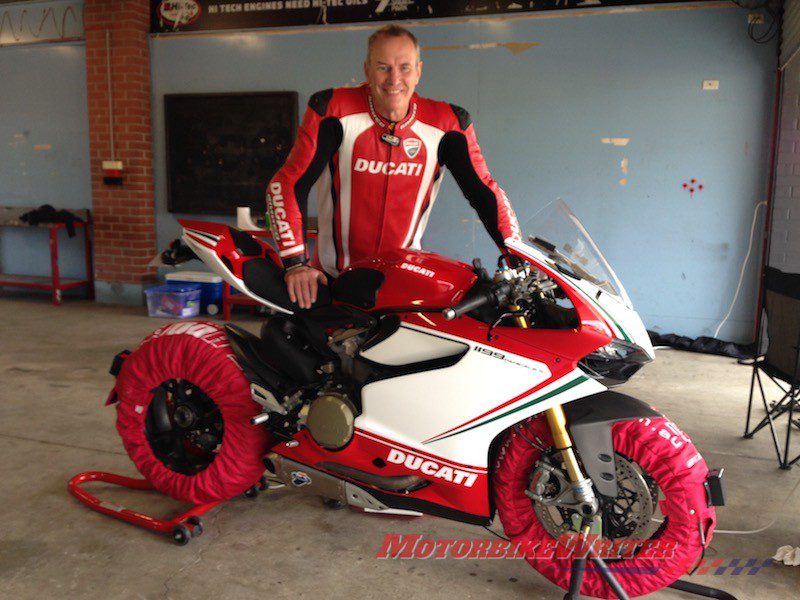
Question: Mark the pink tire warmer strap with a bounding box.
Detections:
[493,415,715,599]
[114,322,271,504]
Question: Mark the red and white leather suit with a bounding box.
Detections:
[266,84,520,276]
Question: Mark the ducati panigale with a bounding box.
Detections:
[109,201,722,598]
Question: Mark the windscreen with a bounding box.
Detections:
[523,200,629,305]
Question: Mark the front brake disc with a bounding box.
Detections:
[530,453,656,541]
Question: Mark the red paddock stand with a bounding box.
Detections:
[68,471,221,545]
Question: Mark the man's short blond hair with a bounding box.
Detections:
[366,25,421,64]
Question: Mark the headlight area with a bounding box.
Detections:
[578,339,653,387]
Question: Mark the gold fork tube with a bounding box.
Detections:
[508,303,529,329]
[545,405,584,483]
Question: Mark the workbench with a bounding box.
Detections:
[0,206,94,305]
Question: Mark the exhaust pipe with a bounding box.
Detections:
[266,453,422,515]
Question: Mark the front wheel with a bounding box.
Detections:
[493,414,715,599]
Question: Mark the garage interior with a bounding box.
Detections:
[2,0,800,599]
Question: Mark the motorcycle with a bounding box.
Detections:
[109,200,722,598]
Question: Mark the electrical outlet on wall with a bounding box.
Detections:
[702,80,719,91]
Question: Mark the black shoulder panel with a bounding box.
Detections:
[293,116,343,227]
[308,88,334,117]
[437,131,504,249]
[449,104,472,130]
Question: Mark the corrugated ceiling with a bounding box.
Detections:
[783,0,800,67]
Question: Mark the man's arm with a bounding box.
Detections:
[437,106,521,250]
[266,89,343,269]
[266,89,342,307]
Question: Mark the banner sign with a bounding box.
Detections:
[151,1,705,34]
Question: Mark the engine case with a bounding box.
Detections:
[306,392,357,450]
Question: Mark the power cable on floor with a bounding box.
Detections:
[712,201,767,340]
[713,474,800,535]
[652,473,800,535]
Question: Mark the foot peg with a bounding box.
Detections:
[322,497,347,510]
[243,476,270,499]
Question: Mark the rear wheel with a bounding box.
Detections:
[115,322,271,504]
[493,415,715,599]
[145,379,224,475]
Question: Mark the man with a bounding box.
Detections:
[266,25,520,308]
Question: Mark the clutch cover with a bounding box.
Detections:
[306,392,356,450]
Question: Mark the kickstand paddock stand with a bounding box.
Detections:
[563,552,632,600]
[68,471,221,545]
[562,518,738,600]
[563,553,739,600]
[666,580,738,600]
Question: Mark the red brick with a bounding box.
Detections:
[86,0,155,286]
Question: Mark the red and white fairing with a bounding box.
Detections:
[272,243,619,516]
[176,206,653,519]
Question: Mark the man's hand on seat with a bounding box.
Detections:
[285,265,327,309]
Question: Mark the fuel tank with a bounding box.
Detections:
[339,249,478,312]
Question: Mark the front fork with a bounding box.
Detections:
[511,305,599,519]
[544,405,599,519]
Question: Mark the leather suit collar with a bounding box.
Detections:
[365,87,418,132]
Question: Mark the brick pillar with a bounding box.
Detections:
[85,0,156,304]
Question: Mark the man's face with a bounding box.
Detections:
[364,34,422,121]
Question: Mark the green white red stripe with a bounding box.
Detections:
[423,374,589,445]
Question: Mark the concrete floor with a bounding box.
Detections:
[1,295,799,600]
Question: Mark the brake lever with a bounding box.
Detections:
[487,308,528,341]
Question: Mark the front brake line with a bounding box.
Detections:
[514,423,548,452]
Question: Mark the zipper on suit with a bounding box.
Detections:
[377,123,394,253]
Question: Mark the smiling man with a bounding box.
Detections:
[267,25,520,308]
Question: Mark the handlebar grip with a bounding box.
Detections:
[442,282,511,320]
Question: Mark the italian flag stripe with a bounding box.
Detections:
[426,375,589,444]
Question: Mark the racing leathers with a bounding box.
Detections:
[266,84,520,277]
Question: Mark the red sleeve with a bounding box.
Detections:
[439,119,521,251]
[266,105,323,269]
[463,123,521,245]
[267,88,343,269]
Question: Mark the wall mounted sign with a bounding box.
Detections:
[1,1,84,46]
[151,0,705,34]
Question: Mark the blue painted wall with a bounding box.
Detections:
[0,41,91,281]
[0,4,774,339]
[151,5,776,341]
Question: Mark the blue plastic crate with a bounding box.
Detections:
[165,271,223,315]
[145,283,201,318]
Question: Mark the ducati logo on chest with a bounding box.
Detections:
[403,138,422,159]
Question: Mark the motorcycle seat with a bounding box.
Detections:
[240,258,386,316]
[241,257,331,312]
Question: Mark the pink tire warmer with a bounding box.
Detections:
[114,321,271,504]
[493,415,715,598]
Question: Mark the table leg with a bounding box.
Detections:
[49,227,61,306]
[84,223,95,300]
[223,282,231,321]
